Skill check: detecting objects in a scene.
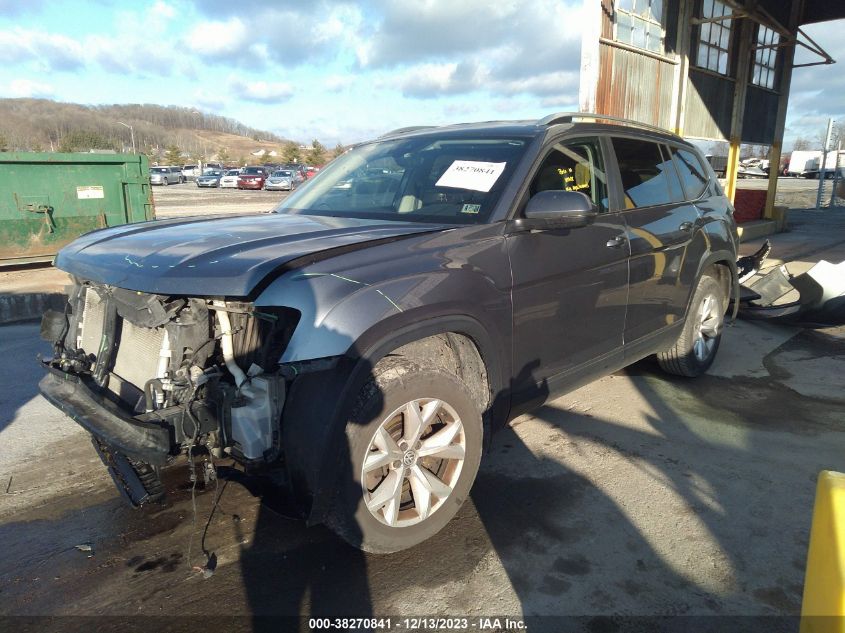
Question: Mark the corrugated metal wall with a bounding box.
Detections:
[683,70,734,140]
[595,44,676,130]
[743,86,780,144]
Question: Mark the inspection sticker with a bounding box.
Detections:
[435,160,506,193]
[461,203,482,214]
[77,186,104,200]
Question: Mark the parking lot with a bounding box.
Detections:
[148,176,831,221]
[1,187,844,630]
[152,181,293,218]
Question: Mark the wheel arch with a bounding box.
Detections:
[688,249,739,318]
[282,314,507,526]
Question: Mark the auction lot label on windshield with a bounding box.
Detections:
[435,161,506,192]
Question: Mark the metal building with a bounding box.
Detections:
[579,0,845,219]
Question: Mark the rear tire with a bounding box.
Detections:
[326,359,482,553]
[657,273,726,377]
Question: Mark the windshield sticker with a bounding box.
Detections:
[461,204,482,214]
[435,161,506,193]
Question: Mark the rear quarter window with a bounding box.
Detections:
[671,147,709,200]
[612,137,684,208]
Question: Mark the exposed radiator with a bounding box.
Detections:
[78,287,106,356]
[76,286,168,392]
[112,320,166,390]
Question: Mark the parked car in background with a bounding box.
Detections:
[40,113,739,554]
[219,169,241,189]
[237,166,269,190]
[181,164,201,181]
[265,169,297,191]
[149,166,182,186]
[196,169,224,187]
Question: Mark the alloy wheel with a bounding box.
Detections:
[361,398,466,528]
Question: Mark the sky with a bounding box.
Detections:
[0,0,841,149]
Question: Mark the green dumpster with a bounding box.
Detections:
[0,152,155,266]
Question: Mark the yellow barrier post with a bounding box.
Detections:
[801,470,845,633]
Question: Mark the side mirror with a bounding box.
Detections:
[517,190,598,230]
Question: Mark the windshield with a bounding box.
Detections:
[242,167,264,175]
[273,136,529,224]
[273,171,292,177]
[151,168,166,173]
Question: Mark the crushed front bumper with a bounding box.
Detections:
[38,368,171,465]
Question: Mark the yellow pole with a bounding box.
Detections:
[725,139,741,203]
[801,471,845,633]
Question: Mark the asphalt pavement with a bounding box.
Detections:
[2,317,844,630]
[0,199,844,631]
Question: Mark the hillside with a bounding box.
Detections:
[0,98,295,163]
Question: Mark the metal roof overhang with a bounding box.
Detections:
[799,0,845,26]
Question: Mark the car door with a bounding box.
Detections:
[507,136,629,409]
[609,136,701,343]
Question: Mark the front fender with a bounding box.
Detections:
[253,225,512,364]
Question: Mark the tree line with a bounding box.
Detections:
[0,98,290,155]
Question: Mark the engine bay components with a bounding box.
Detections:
[40,281,298,505]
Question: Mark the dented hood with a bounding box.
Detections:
[55,213,447,297]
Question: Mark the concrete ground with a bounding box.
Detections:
[0,189,843,631]
[2,321,843,630]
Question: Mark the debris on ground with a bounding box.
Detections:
[739,259,845,327]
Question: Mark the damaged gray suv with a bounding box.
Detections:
[39,114,738,553]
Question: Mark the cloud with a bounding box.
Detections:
[150,0,175,20]
[0,22,185,77]
[357,0,584,75]
[192,89,227,112]
[184,18,250,58]
[7,78,54,98]
[395,61,578,101]
[782,20,845,147]
[184,3,365,67]
[323,75,354,92]
[229,78,294,103]
[0,0,44,16]
[0,27,86,70]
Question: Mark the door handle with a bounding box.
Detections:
[606,235,626,248]
[679,221,694,231]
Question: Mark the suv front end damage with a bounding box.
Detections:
[39,279,299,505]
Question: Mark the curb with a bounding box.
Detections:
[0,292,66,326]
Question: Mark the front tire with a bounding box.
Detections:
[327,360,482,553]
[657,273,726,377]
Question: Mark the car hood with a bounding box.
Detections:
[55,213,449,297]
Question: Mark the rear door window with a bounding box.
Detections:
[612,138,684,208]
[670,147,709,200]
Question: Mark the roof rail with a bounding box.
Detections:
[379,125,437,138]
[538,112,675,136]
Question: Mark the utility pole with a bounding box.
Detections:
[816,118,833,208]
[117,121,136,154]
[830,141,842,208]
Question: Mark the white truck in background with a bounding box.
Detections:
[802,151,845,179]
[786,150,821,177]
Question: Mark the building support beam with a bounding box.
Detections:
[764,0,803,220]
[671,0,694,135]
[724,12,755,202]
